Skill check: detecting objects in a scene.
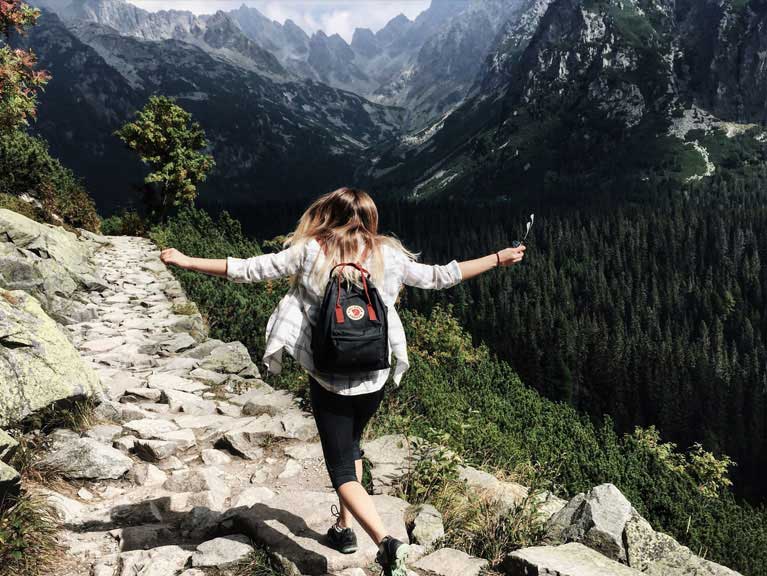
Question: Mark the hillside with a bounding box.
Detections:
[13,9,404,212]
[363,0,767,199]
[0,206,759,576]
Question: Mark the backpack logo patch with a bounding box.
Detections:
[346,305,365,321]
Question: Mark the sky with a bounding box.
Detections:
[128,1,432,42]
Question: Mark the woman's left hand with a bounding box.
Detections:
[497,245,526,266]
[160,247,191,269]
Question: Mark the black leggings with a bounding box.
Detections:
[309,377,384,490]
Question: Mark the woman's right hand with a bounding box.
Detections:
[160,248,190,269]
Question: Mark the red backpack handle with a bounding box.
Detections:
[330,262,378,323]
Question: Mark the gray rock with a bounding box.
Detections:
[0,429,18,462]
[284,442,324,461]
[161,389,217,415]
[231,486,276,508]
[114,435,138,452]
[201,448,232,466]
[168,490,228,514]
[624,513,740,576]
[363,434,414,494]
[199,341,256,375]
[181,339,226,360]
[241,390,295,417]
[123,418,179,439]
[84,424,123,443]
[130,463,168,486]
[41,437,133,479]
[191,534,254,567]
[118,543,191,575]
[189,367,228,385]
[147,373,207,393]
[133,439,181,462]
[547,483,633,563]
[276,410,317,441]
[164,467,229,496]
[278,459,302,479]
[0,460,20,497]
[458,465,529,512]
[0,290,102,427]
[503,542,643,576]
[174,413,238,431]
[228,384,276,406]
[37,487,84,523]
[407,504,444,549]
[121,388,162,403]
[161,332,197,353]
[414,547,488,576]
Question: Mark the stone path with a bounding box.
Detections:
[38,236,441,576]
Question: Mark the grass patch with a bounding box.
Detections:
[0,492,60,576]
[204,544,288,576]
[394,434,548,566]
[20,396,100,435]
[172,301,200,316]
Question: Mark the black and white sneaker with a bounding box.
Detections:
[375,535,410,576]
[326,504,358,554]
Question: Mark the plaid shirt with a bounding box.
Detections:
[226,238,462,396]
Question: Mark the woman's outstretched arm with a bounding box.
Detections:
[403,245,526,289]
[160,248,227,277]
[160,245,303,282]
[458,245,526,281]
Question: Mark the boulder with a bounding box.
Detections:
[504,542,644,576]
[414,547,488,576]
[199,341,257,375]
[0,290,102,427]
[0,209,99,323]
[41,437,133,479]
[0,429,18,461]
[547,483,632,563]
[407,503,445,549]
[0,460,20,498]
[241,390,295,417]
[191,534,254,567]
[623,513,741,576]
[363,434,414,494]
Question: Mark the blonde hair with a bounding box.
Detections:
[284,187,416,287]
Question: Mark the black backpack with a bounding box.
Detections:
[312,262,389,374]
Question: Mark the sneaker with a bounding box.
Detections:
[326,504,358,554]
[375,535,410,576]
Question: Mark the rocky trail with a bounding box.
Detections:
[0,210,743,576]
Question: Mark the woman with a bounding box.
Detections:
[160,188,525,576]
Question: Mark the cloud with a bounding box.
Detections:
[128,1,431,42]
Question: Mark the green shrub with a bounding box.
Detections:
[100,210,147,236]
[0,130,99,231]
